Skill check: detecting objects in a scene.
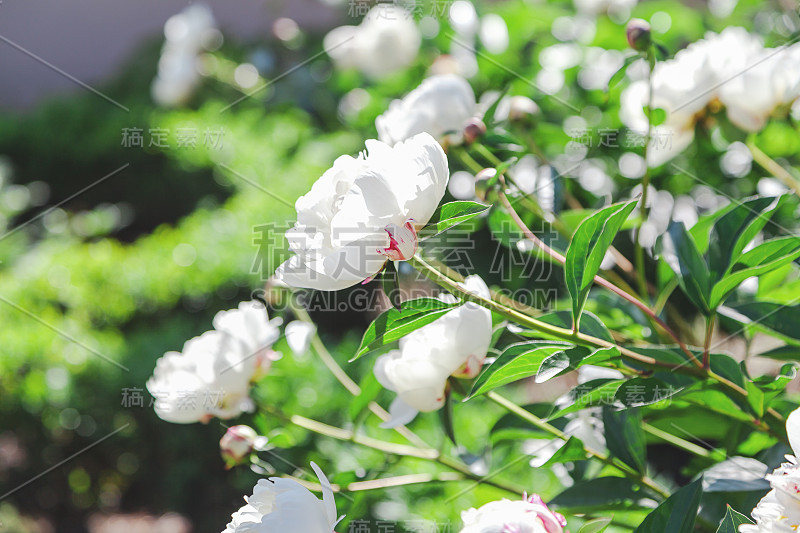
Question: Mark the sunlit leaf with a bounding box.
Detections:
[352,298,456,360]
[418,201,490,240]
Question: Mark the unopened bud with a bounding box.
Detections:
[626,19,652,52]
[463,118,487,144]
[220,425,260,468]
[507,96,540,123]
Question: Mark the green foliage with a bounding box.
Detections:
[352,298,457,360]
[634,478,703,533]
[3,0,800,531]
[716,506,754,532]
[419,201,491,240]
[565,199,638,328]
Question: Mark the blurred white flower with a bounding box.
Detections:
[376,75,478,146]
[459,494,566,533]
[274,133,449,290]
[374,276,491,427]
[449,1,480,77]
[147,301,280,424]
[490,95,541,123]
[324,5,421,80]
[151,4,220,107]
[223,462,340,533]
[741,407,800,532]
[285,320,316,355]
[620,27,800,166]
[574,0,637,17]
[479,14,510,54]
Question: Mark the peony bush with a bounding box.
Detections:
[140,1,800,532]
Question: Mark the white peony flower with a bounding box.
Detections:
[151,5,220,107]
[274,133,449,290]
[460,494,567,533]
[620,27,800,167]
[374,276,492,427]
[147,301,280,424]
[324,4,421,80]
[223,462,340,533]
[740,407,800,532]
[376,75,478,146]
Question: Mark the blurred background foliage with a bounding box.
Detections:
[1,0,799,531]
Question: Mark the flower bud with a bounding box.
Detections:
[626,18,652,52]
[506,96,540,123]
[220,425,259,467]
[462,118,486,144]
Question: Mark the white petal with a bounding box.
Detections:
[387,132,450,225]
[285,321,316,356]
[380,396,421,428]
[788,407,800,458]
[310,462,338,527]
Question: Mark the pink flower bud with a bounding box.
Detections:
[626,18,652,52]
[220,425,259,467]
[463,118,487,144]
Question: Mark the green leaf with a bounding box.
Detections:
[747,364,797,416]
[634,478,703,533]
[603,407,647,473]
[728,300,800,342]
[468,341,574,398]
[757,344,800,361]
[483,130,525,147]
[615,376,687,408]
[579,518,612,533]
[606,54,641,91]
[352,298,456,360]
[537,345,619,383]
[565,198,638,328]
[716,506,753,533]
[540,436,590,466]
[490,403,556,444]
[537,310,616,343]
[560,209,641,236]
[482,84,511,127]
[418,201,490,240]
[548,379,626,420]
[381,261,402,310]
[440,387,457,445]
[659,221,712,314]
[550,477,648,511]
[708,196,786,285]
[709,236,800,308]
[709,353,746,388]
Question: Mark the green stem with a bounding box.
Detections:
[263,404,526,496]
[473,142,504,167]
[287,297,527,496]
[408,253,787,437]
[642,422,724,461]
[703,313,716,371]
[634,50,656,302]
[487,391,670,499]
[747,136,800,197]
[289,300,430,450]
[496,187,702,369]
[455,148,484,174]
